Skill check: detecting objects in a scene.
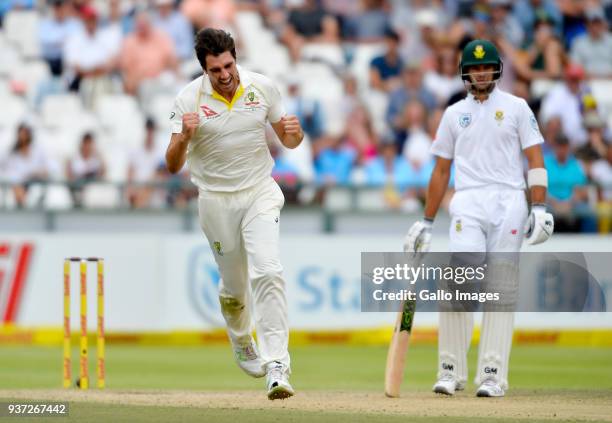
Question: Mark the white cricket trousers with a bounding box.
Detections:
[438,188,527,390]
[197,177,290,369]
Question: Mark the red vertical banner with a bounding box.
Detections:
[3,243,34,323]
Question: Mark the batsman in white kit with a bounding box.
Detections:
[404,40,554,397]
[165,29,303,400]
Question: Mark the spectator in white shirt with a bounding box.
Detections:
[66,132,105,207]
[3,124,50,208]
[541,63,590,148]
[127,118,164,208]
[63,6,119,94]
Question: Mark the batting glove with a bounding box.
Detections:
[403,219,433,253]
[524,204,554,245]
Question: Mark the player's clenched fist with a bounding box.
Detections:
[182,112,200,141]
[280,115,302,136]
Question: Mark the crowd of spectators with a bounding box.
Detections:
[0,0,611,233]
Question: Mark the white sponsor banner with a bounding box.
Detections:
[1,234,611,331]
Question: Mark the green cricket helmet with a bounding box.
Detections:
[459,39,503,82]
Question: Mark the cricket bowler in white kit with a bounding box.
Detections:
[165,29,304,400]
[404,40,554,397]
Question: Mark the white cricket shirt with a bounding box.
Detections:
[430,87,543,191]
[170,66,285,192]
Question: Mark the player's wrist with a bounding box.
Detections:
[179,132,192,144]
[530,203,547,213]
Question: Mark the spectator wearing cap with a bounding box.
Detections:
[119,10,178,95]
[63,6,120,99]
[152,0,194,62]
[39,0,81,76]
[513,0,562,45]
[541,64,590,148]
[511,16,563,81]
[423,46,464,106]
[570,7,612,78]
[2,124,50,208]
[490,0,525,47]
[581,102,611,160]
[369,29,403,93]
[127,118,165,208]
[386,62,437,146]
[544,135,590,232]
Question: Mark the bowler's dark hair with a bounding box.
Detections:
[194,28,236,70]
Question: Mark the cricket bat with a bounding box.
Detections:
[384,298,416,397]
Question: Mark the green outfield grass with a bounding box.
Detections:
[1,344,611,391]
[0,344,611,422]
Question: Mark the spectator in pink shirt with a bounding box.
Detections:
[119,10,178,95]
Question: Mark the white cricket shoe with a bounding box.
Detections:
[476,379,505,397]
[231,336,265,378]
[266,361,294,400]
[433,375,465,396]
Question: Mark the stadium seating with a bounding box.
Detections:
[24,183,45,209]
[9,59,50,105]
[0,43,23,78]
[82,183,121,209]
[41,94,83,129]
[0,2,608,229]
[100,143,129,183]
[42,183,74,210]
[0,185,17,209]
[4,10,40,59]
[95,94,145,152]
